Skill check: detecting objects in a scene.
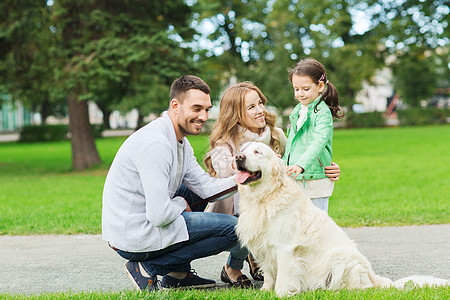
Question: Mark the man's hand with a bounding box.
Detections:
[286,165,303,179]
[184,199,192,212]
[325,162,340,181]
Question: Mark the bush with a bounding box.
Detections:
[91,124,105,138]
[20,124,104,142]
[345,111,385,128]
[397,108,450,126]
[20,124,68,142]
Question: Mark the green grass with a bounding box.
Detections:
[0,138,126,235]
[0,126,449,235]
[330,126,450,227]
[1,126,449,298]
[1,285,449,299]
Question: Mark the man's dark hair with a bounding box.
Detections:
[170,75,210,102]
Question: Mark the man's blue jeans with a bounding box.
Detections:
[115,185,248,275]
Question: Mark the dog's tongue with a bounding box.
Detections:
[236,171,251,184]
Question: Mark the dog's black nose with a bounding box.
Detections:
[235,153,246,161]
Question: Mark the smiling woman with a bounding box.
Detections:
[241,89,266,133]
[203,81,287,286]
[204,81,286,215]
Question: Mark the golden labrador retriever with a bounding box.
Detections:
[234,142,447,296]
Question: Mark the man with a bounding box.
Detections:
[102,75,245,291]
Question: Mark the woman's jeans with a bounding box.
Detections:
[115,185,248,276]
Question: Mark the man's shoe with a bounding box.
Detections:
[161,269,216,289]
[124,261,158,291]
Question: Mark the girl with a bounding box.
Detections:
[283,58,344,212]
[204,81,340,286]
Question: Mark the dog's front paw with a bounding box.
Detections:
[276,288,294,297]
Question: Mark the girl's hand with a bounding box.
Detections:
[286,165,303,179]
[325,162,340,181]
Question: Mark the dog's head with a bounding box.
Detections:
[235,142,285,187]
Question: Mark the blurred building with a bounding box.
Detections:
[0,94,38,131]
[354,68,394,113]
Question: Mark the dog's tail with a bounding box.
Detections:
[368,271,393,288]
[393,275,449,288]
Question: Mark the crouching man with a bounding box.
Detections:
[102,75,245,291]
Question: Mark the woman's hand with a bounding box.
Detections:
[325,162,340,181]
[286,165,304,179]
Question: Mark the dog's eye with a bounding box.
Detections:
[254,150,261,155]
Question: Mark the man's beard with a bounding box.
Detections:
[178,119,204,136]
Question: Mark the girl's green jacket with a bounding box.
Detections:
[282,97,333,181]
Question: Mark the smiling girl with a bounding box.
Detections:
[283,58,344,212]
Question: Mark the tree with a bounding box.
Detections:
[192,0,382,114]
[0,1,55,120]
[1,1,196,170]
[392,50,438,107]
[360,0,449,105]
[248,0,381,112]
[191,0,448,114]
[50,1,199,169]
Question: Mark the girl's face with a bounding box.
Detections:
[292,75,325,106]
[242,90,266,133]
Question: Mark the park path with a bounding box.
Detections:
[0,224,449,295]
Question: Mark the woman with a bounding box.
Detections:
[204,82,341,287]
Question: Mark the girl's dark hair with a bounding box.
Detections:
[289,58,344,119]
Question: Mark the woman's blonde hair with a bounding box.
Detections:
[204,81,284,177]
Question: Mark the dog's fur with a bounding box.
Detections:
[235,142,447,296]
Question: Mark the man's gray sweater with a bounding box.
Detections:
[102,112,236,252]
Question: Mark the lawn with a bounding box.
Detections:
[0,125,449,235]
[1,285,449,300]
[0,125,448,299]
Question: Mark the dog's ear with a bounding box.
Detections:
[270,156,285,179]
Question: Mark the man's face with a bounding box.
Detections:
[174,89,212,139]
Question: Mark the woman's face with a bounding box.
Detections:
[292,75,325,106]
[242,90,266,133]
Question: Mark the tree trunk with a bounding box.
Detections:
[102,109,111,129]
[135,109,145,131]
[96,101,111,129]
[40,100,50,124]
[67,93,101,170]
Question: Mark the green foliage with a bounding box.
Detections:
[392,52,438,107]
[345,111,385,128]
[50,0,197,117]
[1,0,199,169]
[19,124,104,142]
[19,125,68,142]
[0,0,54,112]
[193,0,384,111]
[193,0,448,114]
[372,0,449,52]
[397,108,450,126]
